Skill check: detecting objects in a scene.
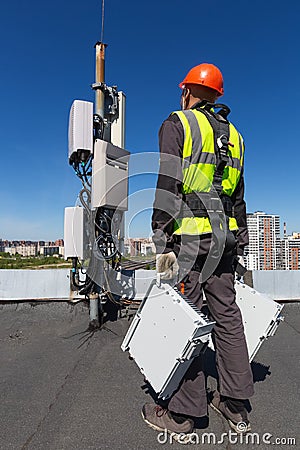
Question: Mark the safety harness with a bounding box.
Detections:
[179,102,237,259]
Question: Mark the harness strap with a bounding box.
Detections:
[182,105,236,259]
[181,192,233,218]
[196,104,231,197]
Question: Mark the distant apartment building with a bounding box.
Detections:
[283,232,300,270]
[39,240,64,257]
[1,239,64,257]
[124,238,155,257]
[245,212,281,270]
[4,244,37,257]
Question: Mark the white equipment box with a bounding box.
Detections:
[91,139,130,210]
[121,281,215,399]
[64,206,89,261]
[111,92,126,148]
[121,279,283,400]
[68,100,94,162]
[233,280,283,361]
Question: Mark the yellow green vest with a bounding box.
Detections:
[173,108,245,235]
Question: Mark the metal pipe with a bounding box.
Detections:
[88,214,102,328]
[91,41,107,328]
[95,42,106,118]
[89,292,100,329]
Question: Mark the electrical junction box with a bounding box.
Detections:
[121,279,283,400]
[68,100,94,163]
[91,139,130,210]
[121,281,215,399]
[64,206,89,261]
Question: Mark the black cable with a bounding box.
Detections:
[95,212,109,233]
[79,188,91,216]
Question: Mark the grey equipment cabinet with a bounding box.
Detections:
[231,280,284,361]
[121,280,215,400]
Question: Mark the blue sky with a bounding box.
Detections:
[0,0,299,240]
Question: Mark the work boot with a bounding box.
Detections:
[141,403,194,443]
[209,391,251,433]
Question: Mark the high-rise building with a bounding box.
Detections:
[245,212,281,270]
[282,232,300,270]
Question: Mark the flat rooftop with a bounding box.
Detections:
[0,301,299,449]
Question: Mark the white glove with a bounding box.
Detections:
[156,252,179,280]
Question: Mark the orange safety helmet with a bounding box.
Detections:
[179,63,224,96]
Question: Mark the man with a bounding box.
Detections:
[142,63,254,440]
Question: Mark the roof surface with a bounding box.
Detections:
[0,301,299,449]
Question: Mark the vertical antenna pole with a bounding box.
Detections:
[89,2,106,329]
[95,42,106,118]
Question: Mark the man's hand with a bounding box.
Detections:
[156,252,179,280]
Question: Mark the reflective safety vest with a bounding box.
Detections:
[172,107,245,236]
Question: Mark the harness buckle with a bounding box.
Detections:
[208,197,223,213]
[216,134,228,149]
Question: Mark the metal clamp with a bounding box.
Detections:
[91,82,119,119]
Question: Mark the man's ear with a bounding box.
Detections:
[181,87,191,110]
[184,87,191,108]
[185,87,191,97]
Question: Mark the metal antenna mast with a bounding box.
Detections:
[88,0,107,328]
[65,0,129,330]
[94,0,106,119]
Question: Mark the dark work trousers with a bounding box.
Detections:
[167,235,254,418]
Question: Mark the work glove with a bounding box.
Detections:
[156,251,179,280]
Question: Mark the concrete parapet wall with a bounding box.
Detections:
[0,269,71,301]
[252,270,300,301]
[0,268,299,302]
